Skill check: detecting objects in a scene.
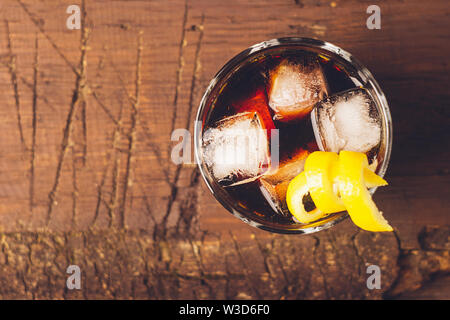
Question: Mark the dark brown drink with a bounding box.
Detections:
[196,38,390,233]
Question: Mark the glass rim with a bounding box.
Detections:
[194,37,393,234]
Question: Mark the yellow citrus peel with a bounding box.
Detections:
[286,151,392,232]
[286,171,326,224]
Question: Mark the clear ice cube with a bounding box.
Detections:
[311,88,382,154]
[202,112,270,186]
[259,149,309,216]
[268,57,328,121]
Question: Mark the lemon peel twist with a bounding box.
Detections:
[338,151,392,232]
[286,151,392,232]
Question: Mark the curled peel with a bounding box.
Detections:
[363,168,388,189]
[304,151,345,214]
[286,171,327,224]
[338,151,392,232]
[286,151,392,232]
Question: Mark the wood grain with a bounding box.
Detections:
[0,0,448,299]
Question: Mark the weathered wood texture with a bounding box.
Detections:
[0,0,448,299]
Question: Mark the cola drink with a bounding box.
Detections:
[196,39,391,233]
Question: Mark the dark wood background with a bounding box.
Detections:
[0,0,448,299]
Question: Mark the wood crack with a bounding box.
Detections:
[29,33,39,212]
[167,0,189,166]
[159,13,205,237]
[16,0,79,76]
[4,19,26,148]
[46,0,89,226]
[119,31,143,229]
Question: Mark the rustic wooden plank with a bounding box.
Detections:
[0,0,448,299]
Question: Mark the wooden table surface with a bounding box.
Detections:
[0,0,448,299]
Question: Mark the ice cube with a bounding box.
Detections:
[260,179,291,216]
[259,149,309,216]
[202,112,270,186]
[268,57,328,121]
[311,88,381,154]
